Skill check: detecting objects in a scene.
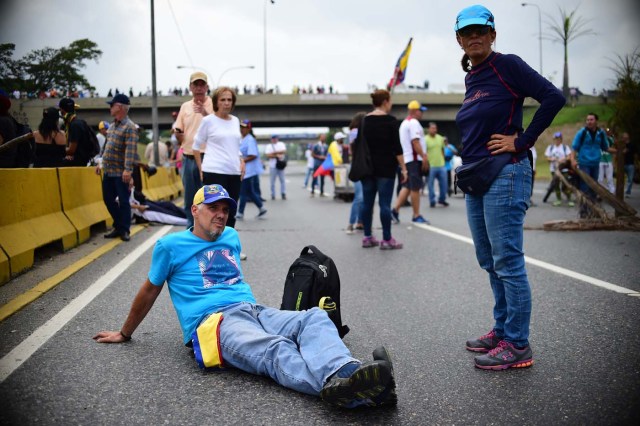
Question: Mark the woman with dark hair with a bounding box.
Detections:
[454,5,565,370]
[359,90,406,249]
[33,107,66,168]
[193,86,244,228]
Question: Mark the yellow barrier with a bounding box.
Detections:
[58,167,113,244]
[143,167,176,201]
[0,168,77,280]
[0,248,9,285]
[167,168,183,197]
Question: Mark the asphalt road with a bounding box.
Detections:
[1,164,639,425]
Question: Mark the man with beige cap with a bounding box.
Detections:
[175,71,214,227]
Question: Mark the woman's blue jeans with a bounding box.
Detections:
[218,303,357,395]
[465,159,532,347]
[361,176,395,241]
[349,180,363,225]
[238,175,263,214]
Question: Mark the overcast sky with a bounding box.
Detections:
[2,0,639,96]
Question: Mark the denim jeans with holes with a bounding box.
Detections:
[465,159,532,347]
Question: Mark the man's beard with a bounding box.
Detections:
[206,228,223,241]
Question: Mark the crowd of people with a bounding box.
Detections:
[3,2,640,411]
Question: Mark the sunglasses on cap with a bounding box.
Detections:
[457,25,492,38]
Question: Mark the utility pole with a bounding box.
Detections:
[150,0,160,166]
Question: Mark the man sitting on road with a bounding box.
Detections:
[94,184,396,408]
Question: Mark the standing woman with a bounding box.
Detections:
[193,86,245,228]
[454,5,565,369]
[359,89,406,250]
[33,107,66,168]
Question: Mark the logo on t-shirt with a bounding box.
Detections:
[197,249,241,288]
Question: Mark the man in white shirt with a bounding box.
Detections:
[391,101,430,224]
[265,135,287,200]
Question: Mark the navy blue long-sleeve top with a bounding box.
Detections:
[455,51,565,164]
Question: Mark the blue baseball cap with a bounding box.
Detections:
[553,132,562,138]
[106,93,131,105]
[454,5,495,32]
[193,184,237,212]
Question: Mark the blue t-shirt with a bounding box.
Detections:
[240,134,262,178]
[572,127,609,167]
[455,52,565,164]
[148,227,256,344]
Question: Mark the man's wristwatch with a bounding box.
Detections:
[120,331,132,341]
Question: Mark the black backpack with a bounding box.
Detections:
[280,245,349,338]
[82,119,101,159]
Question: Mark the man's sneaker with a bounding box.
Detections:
[411,215,430,224]
[430,202,436,208]
[362,236,380,248]
[321,360,393,408]
[552,200,562,207]
[346,224,355,234]
[235,212,244,220]
[239,252,248,261]
[371,346,398,406]
[567,200,575,207]
[257,208,267,218]
[390,209,400,224]
[465,329,502,353]
[438,200,449,207]
[474,340,534,370]
[380,238,403,250]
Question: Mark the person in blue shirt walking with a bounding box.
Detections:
[570,113,612,217]
[237,119,266,219]
[454,5,565,370]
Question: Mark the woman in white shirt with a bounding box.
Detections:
[193,87,245,228]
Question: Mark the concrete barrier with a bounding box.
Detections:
[0,248,9,285]
[167,168,183,197]
[143,167,176,201]
[0,168,77,280]
[58,167,113,244]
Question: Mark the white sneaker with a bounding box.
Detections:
[236,213,244,220]
[240,252,247,261]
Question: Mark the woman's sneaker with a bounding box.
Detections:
[474,340,534,370]
[380,238,403,250]
[362,236,380,248]
[465,329,501,352]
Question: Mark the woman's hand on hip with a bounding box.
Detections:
[487,133,517,154]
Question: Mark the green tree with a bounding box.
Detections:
[610,48,640,145]
[546,7,595,98]
[0,39,102,94]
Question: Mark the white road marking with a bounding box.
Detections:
[0,226,173,384]
[412,222,639,296]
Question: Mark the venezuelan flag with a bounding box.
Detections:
[313,153,334,178]
[388,37,413,88]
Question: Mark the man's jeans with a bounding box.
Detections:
[238,175,264,214]
[218,303,356,395]
[269,167,286,197]
[102,175,131,233]
[465,159,532,348]
[577,163,599,217]
[182,156,201,228]
[361,176,395,241]
[624,164,635,194]
[428,166,448,204]
[349,180,363,225]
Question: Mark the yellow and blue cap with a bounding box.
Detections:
[193,184,237,211]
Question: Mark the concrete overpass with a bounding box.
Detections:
[10,92,540,144]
